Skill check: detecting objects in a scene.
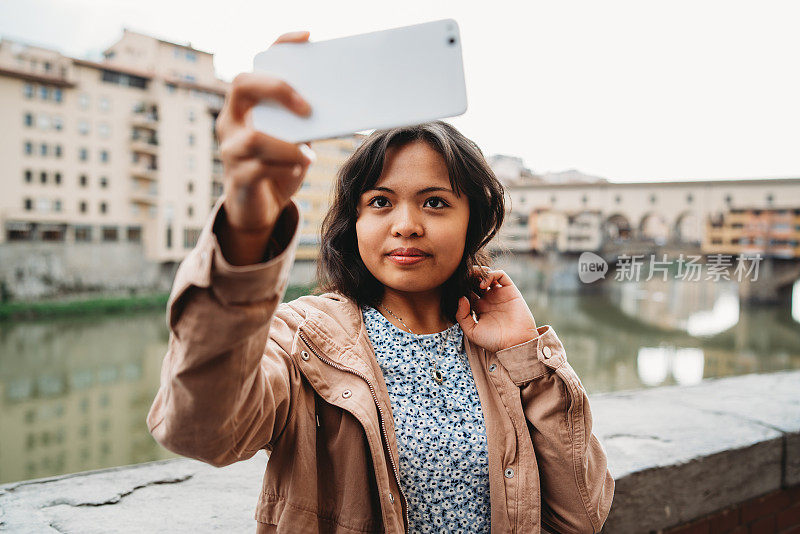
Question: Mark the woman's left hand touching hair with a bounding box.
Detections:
[455,266,539,353]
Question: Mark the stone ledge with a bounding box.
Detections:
[1,370,798,533]
[594,369,800,532]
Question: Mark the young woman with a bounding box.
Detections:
[147,31,614,534]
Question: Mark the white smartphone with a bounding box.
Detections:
[251,19,468,143]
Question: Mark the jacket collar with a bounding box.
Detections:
[291,291,486,384]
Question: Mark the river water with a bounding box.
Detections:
[1,257,798,484]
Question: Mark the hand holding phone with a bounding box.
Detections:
[213,31,316,266]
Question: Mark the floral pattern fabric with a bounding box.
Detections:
[361,305,492,533]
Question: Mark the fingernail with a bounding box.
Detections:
[284,30,309,40]
[299,143,316,164]
[292,164,302,177]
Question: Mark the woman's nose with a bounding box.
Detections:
[391,205,424,237]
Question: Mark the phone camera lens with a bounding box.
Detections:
[448,37,456,45]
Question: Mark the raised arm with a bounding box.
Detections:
[146,30,317,468]
[146,195,304,467]
[495,326,615,534]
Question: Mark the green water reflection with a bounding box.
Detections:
[1,274,798,484]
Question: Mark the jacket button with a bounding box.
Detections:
[388,492,395,503]
[504,468,514,478]
[488,363,496,372]
[300,350,310,361]
[342,390,352,398]
[542,346,552,359]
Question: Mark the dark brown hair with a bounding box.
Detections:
[312,120,506,323]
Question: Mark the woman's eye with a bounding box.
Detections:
[368,196,390,208]
[425,197,449,209]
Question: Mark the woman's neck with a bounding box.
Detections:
[376,287,453,335]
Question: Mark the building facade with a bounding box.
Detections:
[0,30,362,268]
[492,178,800,257]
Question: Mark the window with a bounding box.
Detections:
[37,198,49,211]
[40,171,47,184]
[581,195,588,204]
[188,109,195,122]
[100,177,108,188]
[44,62,52,72]
[38,114,51,130]
[24,112,33,127]
[24,170,32,183]
[53,116,63,131]
[101,226,118,241]
[53,88,62,102]
[79,175,87,187]
[127,226,142,242]
[166,225,173,248]
[187,205,194,217]
[53,199,62,212]
[39,86,50,100]
[79,201,87,213]
[79,147,88,161]
[40,143,48,156]
[24,198,33,210]
[166,83,177,94]
[74,226,92,242]
[188,133,195,146]
[79,93,90,110]
[54,172,62,185]
[25,141,33,155]
[650,194,657,204]
[78,120,89,135]
[24,83,34,98]
[183,228,201,248]
[99,202,108,214]
[687,194,693,204]
[98,96,110,112]
[186,51,197,62]
[98,123,110,139]
[100,150,109,163]
[187,181,194,193]
[55,145,62,158]
[187,155,195,170]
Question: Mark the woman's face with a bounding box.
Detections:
[355,140,470,294]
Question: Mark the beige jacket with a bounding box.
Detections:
[147,195,615,533]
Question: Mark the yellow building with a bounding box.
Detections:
[705,208,800,258]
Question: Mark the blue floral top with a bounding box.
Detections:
[361,304,492,533]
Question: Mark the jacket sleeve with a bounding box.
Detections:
[146,194,303,468]
[495,325,615,534]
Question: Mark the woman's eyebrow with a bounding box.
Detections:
[365,186,454,195]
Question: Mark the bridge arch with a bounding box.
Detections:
[674,211,703,245]
[603,213,633,242]
[639,212,670,244]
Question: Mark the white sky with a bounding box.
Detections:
[2,0,799,183]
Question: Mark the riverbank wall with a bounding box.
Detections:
[1,369,797,532]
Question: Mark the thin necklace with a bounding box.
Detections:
[379,303,454,385]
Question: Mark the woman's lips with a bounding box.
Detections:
[387,254,429,265]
